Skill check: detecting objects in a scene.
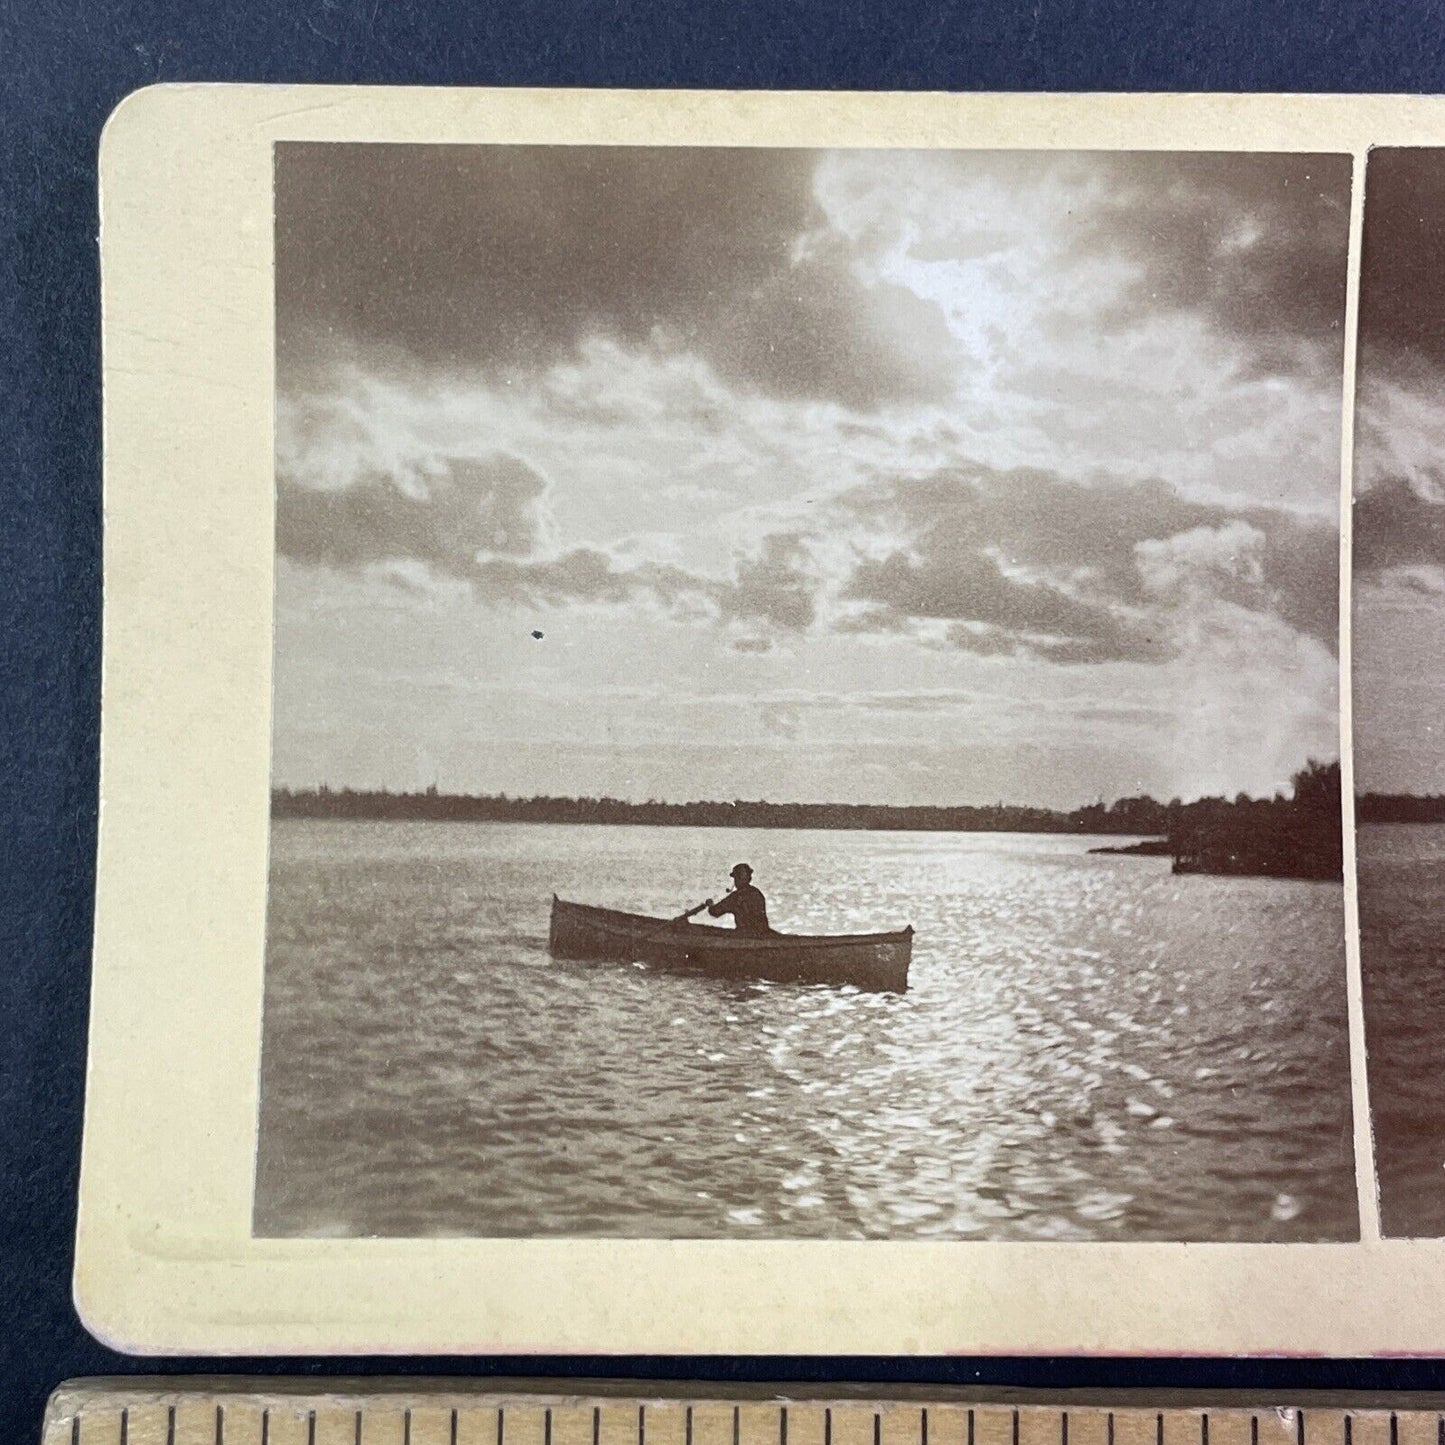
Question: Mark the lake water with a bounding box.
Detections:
[1360,823,1445,1237]
[254,821,1357,1240]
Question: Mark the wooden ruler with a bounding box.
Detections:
[41,1383,1445,1445]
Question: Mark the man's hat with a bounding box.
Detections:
[730,863,753,881]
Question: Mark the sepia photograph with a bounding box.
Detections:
[252,141,1357,1243]
[1354,147,1445,1238]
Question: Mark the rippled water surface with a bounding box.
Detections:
[1361,824,1445,1237]
[254,821,1356,1239]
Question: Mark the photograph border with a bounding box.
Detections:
[76,85,1434,1356]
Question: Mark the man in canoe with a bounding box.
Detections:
[704,863,772,936]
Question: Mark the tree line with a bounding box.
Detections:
[272,759,1343,863]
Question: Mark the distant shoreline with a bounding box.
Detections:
[272,787,1157,834]
[271,764,1349,880]
[1357,794,1445,824]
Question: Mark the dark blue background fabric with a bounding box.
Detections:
[6,3,1445,1443]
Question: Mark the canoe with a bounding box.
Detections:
[548,895,913,992]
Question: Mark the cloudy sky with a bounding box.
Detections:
[272,144,1350,808]
[1354,148,1445,796]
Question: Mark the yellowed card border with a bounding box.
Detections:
[80,85,1439,1357]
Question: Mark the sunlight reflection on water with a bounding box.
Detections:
[1361,824,1445,1237]
[254,821,1355,1240]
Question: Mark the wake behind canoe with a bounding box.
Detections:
[547,895,913,992]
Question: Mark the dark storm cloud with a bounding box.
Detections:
[836,464,1337,661]
[276,454,549,576]
[846,547,1171,665]
[278,449,826,629]
[717,533,817,631]
[1359,149,1445,381]
[275,143,955,410]
[1352,150,1445,581]
[1355,476,1445,576]
[1080,152,1352,374]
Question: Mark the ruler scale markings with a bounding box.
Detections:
[1350,1408,1397,1445]
[1390,1414,1436,1445]
[53,1393,1445,1445]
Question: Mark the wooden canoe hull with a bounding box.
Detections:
[548,896,912,991]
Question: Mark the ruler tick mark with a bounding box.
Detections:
[261,1411,269,1445]
[686,1410,692,1445]
[826,1410,832,1445]
[876,1415,883,1445]
[1297,1412,1305,1445]
[591,1409,598,1445]
[1202,1416,1209,1445]
[121,1409,129,1445]
[735,1406,741,1445]
[71,1417,79,1445]
[1157,1415,1164,1445]
[1014,1412,1021,1445]
[309,1410,317,1445]
[217,1405,225,1445]
[405,1410,412,1445]
[1250,1421,1258,1445]
[1108,1416,1115,1445]
[546,1410,552,1445]
[921,1408,928,1445]
[356,1411,363,1445]
[1063,1412,1069,1445]
[499,1409,506,1445]
[781,1407,788,1445]
[968,1411,975,1445]
[451,1410,459,1445]
[640,1404,646,1445]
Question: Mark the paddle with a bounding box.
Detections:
[674,899,711,924]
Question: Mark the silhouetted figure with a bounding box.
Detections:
[706,863,771,936]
